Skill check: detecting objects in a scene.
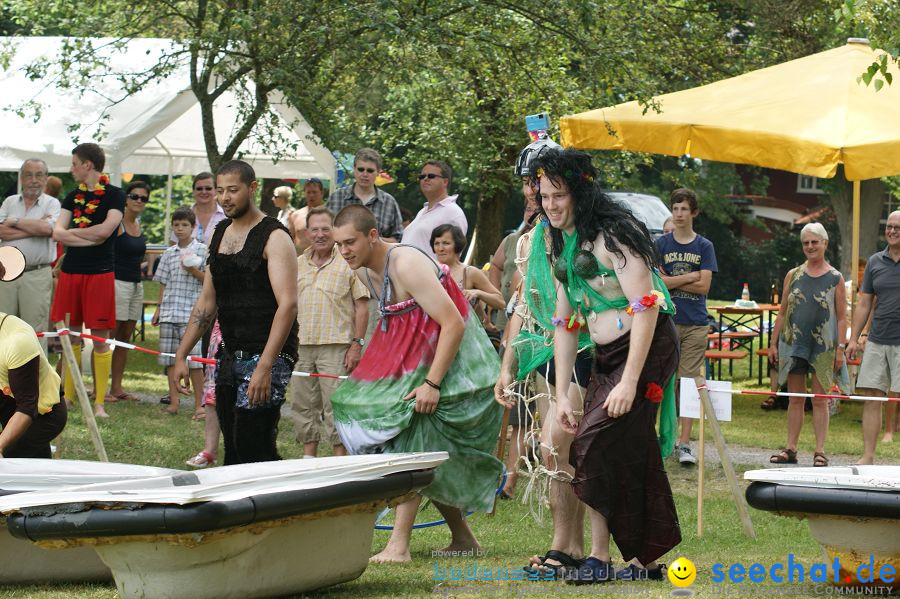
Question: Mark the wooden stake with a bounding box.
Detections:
[490,406,511,516]
[698,386,755,539]
[697,393,705,537]
[56,320,108,462]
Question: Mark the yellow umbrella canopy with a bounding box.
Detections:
[560,40,900,181]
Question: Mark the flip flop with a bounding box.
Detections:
[191,410,206,421]
[114,392,140,402]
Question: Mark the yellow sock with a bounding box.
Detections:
[93,349,112,406]
[63,344,82,401]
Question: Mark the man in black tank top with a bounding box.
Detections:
[171,160,298,465]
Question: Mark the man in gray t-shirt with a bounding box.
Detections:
[848,210,900,464]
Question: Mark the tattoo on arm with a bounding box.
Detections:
[192,307,215,333]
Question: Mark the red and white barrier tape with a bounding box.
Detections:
[36,329,348,380]
[698,384,900,404]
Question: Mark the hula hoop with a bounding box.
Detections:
[374,467,508,530]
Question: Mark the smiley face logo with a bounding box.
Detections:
[668,557,697,587]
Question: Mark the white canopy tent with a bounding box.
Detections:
[0,36,336,235]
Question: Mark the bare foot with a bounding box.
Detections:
[882,433,893,443]
[369,547,411,563]
[438,539,482,555]
[94,405,109,419]
[857,457,875,465]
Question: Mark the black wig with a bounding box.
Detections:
[530,148,659,270]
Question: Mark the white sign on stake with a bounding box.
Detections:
[679,378,733,422]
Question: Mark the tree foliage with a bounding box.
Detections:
[4,0,875,264]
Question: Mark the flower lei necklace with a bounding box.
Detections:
[72,174,109,228]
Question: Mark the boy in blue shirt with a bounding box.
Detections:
[656,188,718,465]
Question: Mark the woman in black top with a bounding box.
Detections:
[108,181,149,402]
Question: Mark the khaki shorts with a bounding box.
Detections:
[114,279,143,322]
[856,341,900,394]
[676,324,708,380]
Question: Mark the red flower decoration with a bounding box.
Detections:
[645,382,664,403]
[73,208,82,218]
[640,295,656,307]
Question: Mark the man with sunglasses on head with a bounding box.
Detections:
[327,148,402,243]
[401,161,468,257]
[0,159,61,353]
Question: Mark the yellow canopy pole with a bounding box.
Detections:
[851,180,861,313]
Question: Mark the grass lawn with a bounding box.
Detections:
[4,291,897,598]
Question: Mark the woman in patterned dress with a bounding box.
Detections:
[769,223,849,467]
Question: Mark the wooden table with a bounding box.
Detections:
[712,304,780,383]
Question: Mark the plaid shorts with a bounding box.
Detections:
[158,322,203,368]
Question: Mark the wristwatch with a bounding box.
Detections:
[352,337,366,347]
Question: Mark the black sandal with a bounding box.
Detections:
[523,550,584,581]
[813,452,829,467]
[770,448,798,464]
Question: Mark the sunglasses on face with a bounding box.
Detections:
[194,186,214,192]
[356,166,376,174]
[418,173,445,181]
[127,193,150,203]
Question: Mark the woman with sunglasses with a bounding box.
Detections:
[107,180,150,404]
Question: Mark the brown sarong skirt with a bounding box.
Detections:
[570,313,681,565]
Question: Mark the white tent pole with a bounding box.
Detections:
[463,228,477,266]
[109,157,122,187]
[154,136,174,243]
[851,179,861,316]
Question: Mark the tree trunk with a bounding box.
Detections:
[830,177,887,275]
[473,187,507,267]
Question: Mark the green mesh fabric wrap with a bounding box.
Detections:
[658,375,676,458]
[513,221,592,379]
[559,231,674,319]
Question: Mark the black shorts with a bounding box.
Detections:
[508,389,533,428]
[789,357,812,375]
[538,351,593,388]
[0,398,67,458]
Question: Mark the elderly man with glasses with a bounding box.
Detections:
[326,148,402,243]
[848,211,900,465]
[401,160,468,258]
[0,159,61,352]
[291,177,327,254]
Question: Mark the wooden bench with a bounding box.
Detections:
[705,350,749,379]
